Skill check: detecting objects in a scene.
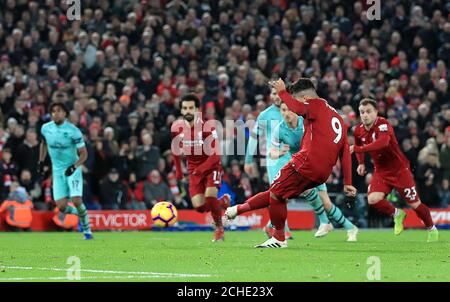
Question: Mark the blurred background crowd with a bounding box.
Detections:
[0,0,449,226]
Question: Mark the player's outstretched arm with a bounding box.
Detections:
[353,133,390,153]
[277,91,308,116]
[269,78,308,116]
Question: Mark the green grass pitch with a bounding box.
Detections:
[0,230,449,282]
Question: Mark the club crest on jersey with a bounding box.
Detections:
[378,124,388,132]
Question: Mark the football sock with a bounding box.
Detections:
[269,194,287,242]
[64,205,78,215]
[304,189,330,225]
[266,219,290,232]
[413,203,434,228]
[75,203,92,234]
[206,196,223,228]
[327,204,355,231]
[370,199,396,216]
[237,191,270,215]
[195,203,210,213]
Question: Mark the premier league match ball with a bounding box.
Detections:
[151,201,178,227]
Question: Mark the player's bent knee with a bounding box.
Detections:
[71,197,83,206]
[368,193,384,204]
[204,187,218,198]
[191,194,205,208]
[56,199,68,211]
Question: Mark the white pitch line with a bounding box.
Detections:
[0,265,214,278]
[0,275,184,281]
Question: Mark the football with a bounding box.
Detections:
[150,202,178,227]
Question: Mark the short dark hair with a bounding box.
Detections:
[49,102,70,116]
[359,98,378,109]
[289,78,316,95]
[180,93,200,108]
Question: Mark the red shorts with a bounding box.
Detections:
[188,168,222,197]
[369,167,420,204]
[269,163,320,200]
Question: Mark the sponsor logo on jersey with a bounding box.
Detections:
[183,140,204,147]
[378,124,388,132]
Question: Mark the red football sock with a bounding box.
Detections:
[237,191,270,215]
[370,199,396,216]
[269,194,287,242]
[206,196,223,228]
[413,203,434,228]
[195,203,210,213]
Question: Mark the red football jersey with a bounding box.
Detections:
[353,117,410,175]
[278,91,352,185]
[171,117,221,179]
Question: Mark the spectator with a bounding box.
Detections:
[167,172,190,210]
[5,123,24,157]
[135,132,160,181]
[126,172,147,210]
[437,179,450,208]
[74,31,97,69]
[0,148,18,199]
[0,182,33,231]
[53,202,79,231]
[143,170,174,209]
[440,134,450,181]
[15,128,39,178]
[18,169,41,205]
[99,168,128,210]
[416,151,442,208]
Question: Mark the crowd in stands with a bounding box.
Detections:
[0,0,449,219]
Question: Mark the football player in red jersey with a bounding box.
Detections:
[351,98,438,242]
[227,78,357,248]
[171,94,230,242]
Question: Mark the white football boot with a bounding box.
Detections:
[347,226,359,242]
[314,223,334,238]
[225,205,238,220]
[254,236,288,248]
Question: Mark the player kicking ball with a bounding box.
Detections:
[38,102,93,240]
[228,101,358,242]
[245,87,294,239]
[228,78,357,248]
[351,98,438,242]
[172,94,230,242]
